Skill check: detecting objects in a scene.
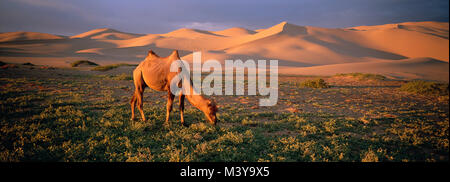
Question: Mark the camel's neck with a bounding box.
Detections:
[174,71,212,113]
[184,83,210,110]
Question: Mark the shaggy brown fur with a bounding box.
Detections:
[130,50,217,126]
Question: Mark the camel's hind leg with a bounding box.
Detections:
[130,89,145,121]
[131,68,147,122]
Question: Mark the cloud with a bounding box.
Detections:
[176,22,234,31]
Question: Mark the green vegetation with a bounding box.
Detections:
[400,80,449,96]
[71,60,99,67]
[91,63,137,71]
[111,73,133,81]
[0,67,448,162]
[299,78,329,88]
[334,73,386,81]
[97,73,133,81]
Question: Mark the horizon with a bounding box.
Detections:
[1,0,448,36]
[2,20,449,36]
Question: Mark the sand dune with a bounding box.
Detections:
[348,22,449,62]
[0,31,65,42]
[164,28,223,38]
[0,21,448,82]
[70,28,143,40]
[280,57,449,82]
[213,27,256,37]
[113,34,164,48]
[75,48,105,55]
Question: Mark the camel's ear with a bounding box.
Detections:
[169,50,179,59]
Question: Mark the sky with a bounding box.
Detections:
[0,0,448,35]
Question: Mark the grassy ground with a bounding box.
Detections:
[91,63,138,71]
[0,64,448,162]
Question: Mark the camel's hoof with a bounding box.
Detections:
[163,122,170,128]
[130,118,136,121]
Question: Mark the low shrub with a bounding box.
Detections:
[299,78,329,88]
[334,73,386,81]
[400,80,449,96]
[71,60,99,67]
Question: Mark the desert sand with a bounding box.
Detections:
[0,21,448,82]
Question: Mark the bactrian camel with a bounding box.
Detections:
[130,50,217,126]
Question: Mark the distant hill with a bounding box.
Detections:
[70,28,143,40]
[0,31,65,42]
[0,21,448,82]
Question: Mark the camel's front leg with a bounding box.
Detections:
[165,92,175,127]
[179,94,187,126]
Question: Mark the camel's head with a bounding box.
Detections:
[204,100,218,125]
